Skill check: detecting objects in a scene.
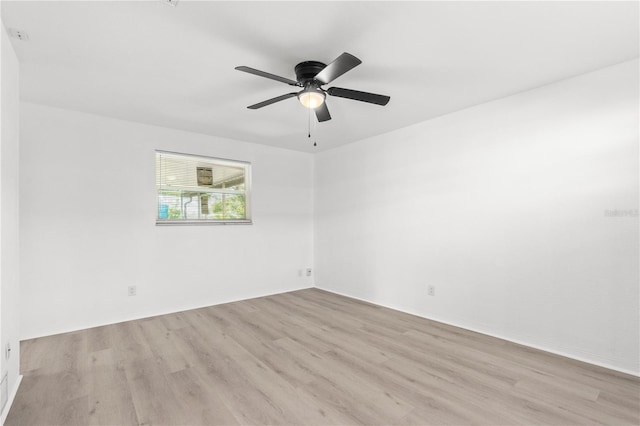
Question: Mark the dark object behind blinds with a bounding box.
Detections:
[197,167,213,186]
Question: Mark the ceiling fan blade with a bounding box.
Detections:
[314,53,362,85]
[315,102,331,122]
[327,87,390,106]
[235,66,300,86]
[247,92,298,109]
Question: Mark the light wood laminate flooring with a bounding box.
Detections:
[6,288,640,425]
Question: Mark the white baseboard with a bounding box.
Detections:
[21,285,316,341]
[1,375,23,425]
[315,286,640,378]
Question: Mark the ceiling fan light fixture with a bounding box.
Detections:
[298,89,325,109]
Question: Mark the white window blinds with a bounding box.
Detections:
[156,151,252,225]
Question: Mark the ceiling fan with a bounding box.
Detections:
[235,52,390,122]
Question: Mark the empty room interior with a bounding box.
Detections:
[0,1,639,425]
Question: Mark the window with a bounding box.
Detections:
[156,151,251,225]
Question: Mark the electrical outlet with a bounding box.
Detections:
[427,285,435,296]
[5,343,10,359]
[128,285,137,296]
[306,268,312,277]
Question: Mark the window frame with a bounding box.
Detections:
[155,150,252,226]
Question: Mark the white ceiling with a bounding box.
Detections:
[2,1,638,152]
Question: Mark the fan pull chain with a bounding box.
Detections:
[313,110,318,147]
[306,107,317,147]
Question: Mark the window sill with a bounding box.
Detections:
[156,219,253,226]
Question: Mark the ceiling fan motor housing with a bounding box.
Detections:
[295,61,327,85]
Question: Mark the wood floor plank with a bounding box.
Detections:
[380,355,524,425]
[175,310,302,425]
[87,348,139,426]
[136,318,190,374]
[166,368,239,425]
[123,357,187,425]
[265,294,393,364]
[85,325,111,354]
[274,336,414,422]
[323,347,478,426]
[6,288,640,425]
[213,316,320,387]
[108,320,155,364]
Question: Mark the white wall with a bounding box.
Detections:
[315,60,639,375]
[16,58,639,376]
[19,103,314,339]
[1,21,22,419]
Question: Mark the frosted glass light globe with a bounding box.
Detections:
[298,90,325,109]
